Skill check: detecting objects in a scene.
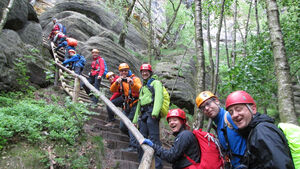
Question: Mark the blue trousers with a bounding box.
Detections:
[137,106,163,169]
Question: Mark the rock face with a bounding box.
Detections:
[0,0,49,91]
[39,0,147,75]
[155,52,197,114]
[36,0,198,113]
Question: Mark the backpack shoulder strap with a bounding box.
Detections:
[183,153,197,165]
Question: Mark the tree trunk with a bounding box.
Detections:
[118,0,137,47]
[255,0,260,35]
[243,0,253,57]
[265,0,298,125]
[212,0,225,94]
[156,0,183,51]
[224,16,230,68]
[231,0,238,67]
[193,0,205,129]
[168,23,186,47]
[0,0,15,35]
[147,0,153,64]
[207,6,214,89]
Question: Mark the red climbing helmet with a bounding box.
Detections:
[225,90,256,110]
[140,63,152,72]
[68,49,76,54]
[166,109,186,123]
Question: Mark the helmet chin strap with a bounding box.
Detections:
[246,104,255,118]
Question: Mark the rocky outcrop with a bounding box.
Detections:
[155,52,197,114]
[39,0,148,52]
[0,0,49,91]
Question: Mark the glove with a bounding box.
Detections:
[142,139,153,147]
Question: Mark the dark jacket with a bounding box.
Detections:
[239,113,295,169]
[152,127,200,169]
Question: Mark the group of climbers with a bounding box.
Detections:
[49,18,107,106]
[49,18,296,169]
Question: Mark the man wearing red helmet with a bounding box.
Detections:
[82,49,107,105]
[141,109,200,169]
[133,63,164,169]
[226,90,294,169]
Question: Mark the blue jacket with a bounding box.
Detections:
[56,41,75,52]
[62,54,84,68]
[213,108,246,168]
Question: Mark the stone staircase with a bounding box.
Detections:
[84,106,172,169]
[43,38,172,168]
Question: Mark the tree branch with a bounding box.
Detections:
[0,0,15,35]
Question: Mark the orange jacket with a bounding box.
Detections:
[110,74,142,107]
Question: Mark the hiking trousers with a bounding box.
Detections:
[83,75,101,104]
[119,104,138,148]
[107,96,123,122]
[137,106,163,169]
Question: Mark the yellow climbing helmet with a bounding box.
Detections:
[195,91,216,108]
[118,63,130,71]
[91,49,100,53]
[106,72,114,79]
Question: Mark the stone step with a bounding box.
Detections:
[112,160,139,169]
[100,130,129,142]
[113,150,139,162]
[92,122,123,134]
[105,139,129,149]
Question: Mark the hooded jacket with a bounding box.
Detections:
[133,75,163,123]
[152,126,200,169]
[239,113,294,169]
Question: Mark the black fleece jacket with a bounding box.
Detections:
[239,113,295,169]
[152,127,200,169]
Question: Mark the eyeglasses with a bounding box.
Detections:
[199,99,214,112]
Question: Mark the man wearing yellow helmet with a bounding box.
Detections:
[110,63,142,152]
[195,91,246,168]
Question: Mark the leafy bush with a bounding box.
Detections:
[0,95,92,148]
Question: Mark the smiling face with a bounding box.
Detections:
[108,75,115,83]
[168,117,183,133]
[119,69,129,78]
[227,104,256,129]
[141,70,151,80]
[199,98,220,118]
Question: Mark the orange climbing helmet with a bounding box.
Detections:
[140,63,152,72]
[166,109,186,123]
[119,63,130,71]
[195,91,216,108]
[92,49,100,53]
[225,90,256,110]
[106,72,115,79]
[68,49,76,54]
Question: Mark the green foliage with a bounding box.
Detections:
[164,0,195,46]
[14,58,31,92]
[218,32,277,110]
[0,94,92,149]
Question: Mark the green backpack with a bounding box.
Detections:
[146,78,170,118]
[278,123,300,168]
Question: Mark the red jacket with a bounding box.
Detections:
[90,56,105,77]
[48,24,60,39]
[109,75,122,101]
